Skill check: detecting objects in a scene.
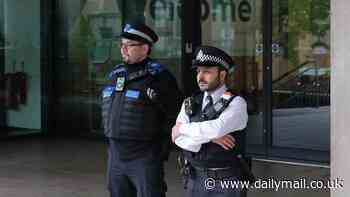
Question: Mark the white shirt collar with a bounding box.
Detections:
[203,85,228,106]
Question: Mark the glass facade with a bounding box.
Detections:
[200,0,265,154]
[271,0,330,158]
[200,0,330,161]
[0,0,330,162]
[53,0,182,135]
[0,0,42,136]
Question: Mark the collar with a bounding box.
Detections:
[125,57,149,72]
[203,84,227,104]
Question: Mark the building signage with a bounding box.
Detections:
[149,0,254,23]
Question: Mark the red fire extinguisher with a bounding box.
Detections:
[16,62,27,104]
[0,74,5,106]
[3,72,20,109]
[2,61,27,110]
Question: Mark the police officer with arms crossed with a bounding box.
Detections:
[102,23,182,197]
[172,46,248,197]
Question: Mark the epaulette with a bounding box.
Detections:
[146,61,165,75]
[107,64,126,80]
[221,91,234,101]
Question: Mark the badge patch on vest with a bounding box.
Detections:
[102,86,114,98]
[115,77,126,91]
[125,90,140,99]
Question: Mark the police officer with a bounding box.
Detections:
[102,23,182,197]
[172,46,249,197]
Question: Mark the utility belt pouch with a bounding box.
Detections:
[177,153,191,189]
[237,154,256,184]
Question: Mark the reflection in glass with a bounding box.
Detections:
[272,0,330,153]
[200,0,330,160]
[54,0,182,135]
[0,0,42,135]
[200,0,264,154]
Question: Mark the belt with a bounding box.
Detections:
[191,165,239,179]
[193,166,231,171]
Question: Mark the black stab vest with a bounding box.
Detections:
[183,92,245,168]
[102,66,162,141]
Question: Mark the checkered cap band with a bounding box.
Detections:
[195,50,230,70]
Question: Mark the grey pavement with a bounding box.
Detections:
[0,138,331,197]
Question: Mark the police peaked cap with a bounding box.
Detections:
[120,23,159,45]
[192,46,235,73]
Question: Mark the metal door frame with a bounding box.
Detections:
[187,0,329,163]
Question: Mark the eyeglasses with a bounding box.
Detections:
[120,42,144,48]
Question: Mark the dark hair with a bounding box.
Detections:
[218,66,227,72]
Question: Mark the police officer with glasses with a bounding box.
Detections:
[102,22,182,197]
[172,46,249,197]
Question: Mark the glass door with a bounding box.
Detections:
[200,0,266,155]
[54,0,183,135]
[0,0,5,131]
[199,0,330,162]
[270,0,330,162]
[0,0,42,136]
[89,0,183,134]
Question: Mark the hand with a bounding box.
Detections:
[171,123,182,143]
[211,135,236,150]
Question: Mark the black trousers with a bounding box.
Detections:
[185,167,242,197]
[107,140,164,197]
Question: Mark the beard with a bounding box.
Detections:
[198,77,221,92]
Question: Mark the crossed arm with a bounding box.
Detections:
[172,123,236,150]
[172,96,248,152]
